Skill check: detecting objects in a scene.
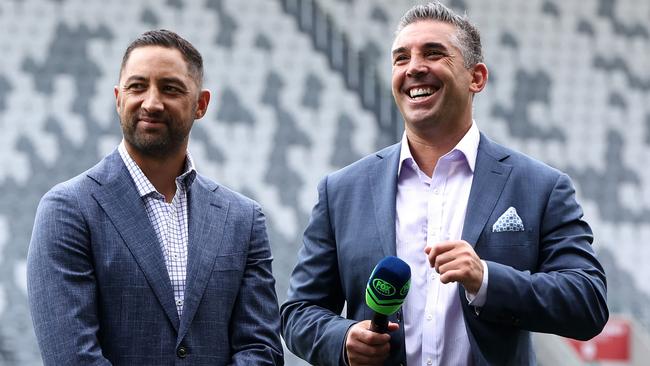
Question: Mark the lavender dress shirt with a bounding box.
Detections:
[396,123,488,366]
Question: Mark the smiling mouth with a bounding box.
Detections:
[137,115,167,125]
[408,87,437,100]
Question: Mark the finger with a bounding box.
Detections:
[387,322,400,332]
[346,321,392,366]
[430,241,458,256]
[439,268,463,284]
[426,241,460,267]
[347,342,391,365]
[437,250,476,274]
[439,264,483,293]
[439,267,478,285]
[348,341,389,357]
[358,331,391,346]
[349,323,391,346]
[424,246,436,268]
[437,241,479,266]
[433,250,457,270]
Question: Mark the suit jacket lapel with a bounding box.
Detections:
[177,176,229,341]
[368,143,407,361]
[462,134,512,246]
[368,143,401,258]
[90,152,180,330]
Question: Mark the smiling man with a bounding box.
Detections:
[281,2,608,365]
[27,30,283,365]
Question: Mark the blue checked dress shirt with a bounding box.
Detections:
[118,142,196,316]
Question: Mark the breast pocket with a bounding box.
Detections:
[484,228,535,247]
[198,253,247,321]
[479,229,538,271]
[212,252,246,272]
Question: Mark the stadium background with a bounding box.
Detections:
[0,0,648,364]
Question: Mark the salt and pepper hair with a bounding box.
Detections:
[119,29,204,86]
[396,2,483,68]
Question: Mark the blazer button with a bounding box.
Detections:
[177,345,188,358]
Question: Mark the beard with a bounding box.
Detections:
[120,111,191,159]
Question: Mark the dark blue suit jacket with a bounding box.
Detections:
[28,150,284,365]
[281,134,608,365]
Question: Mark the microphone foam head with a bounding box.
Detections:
[365,256,411,316]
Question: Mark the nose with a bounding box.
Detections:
[406,56,427,78]
[141,87,164,112]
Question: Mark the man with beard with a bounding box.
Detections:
[27,30,283,365]
[281,2,608,365]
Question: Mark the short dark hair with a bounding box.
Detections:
[119,29,204,85]
[396,2,483,68]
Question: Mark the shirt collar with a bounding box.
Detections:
[118,141,197,198]
[398,121,480,177]
[181,153,197,187]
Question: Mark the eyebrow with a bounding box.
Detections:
[124,76,146,84]
[123,75,188,87]
[422,42,449,52]
[158,77,187,87]
[391,42,449,56]
[391,47,407,57]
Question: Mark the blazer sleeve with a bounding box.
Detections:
[229,203,284,365]
[27,185,111,365]
[478,173,608,340]
[280,177,356,366]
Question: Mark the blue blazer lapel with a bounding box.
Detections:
[177,176,229,341]
[462,134,513,246]
[367,143,408,362]
[89,151,180,330]
[368,143,401,258]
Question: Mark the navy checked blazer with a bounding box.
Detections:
[28,149,284,365]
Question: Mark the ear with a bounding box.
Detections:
[194,89,211,119]
[114,85,120,112]
[469,63,488,93]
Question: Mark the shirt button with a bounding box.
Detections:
[427,358,433,365]
[176,299,183,307]
[177,345,188,358]
[426,314,433,321]
[433,189,440,194]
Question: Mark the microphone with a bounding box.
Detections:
[365,256,411,333]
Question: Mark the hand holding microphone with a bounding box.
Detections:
[345,257,411,366]
[365,256,411,333]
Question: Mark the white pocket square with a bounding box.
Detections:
[492,207,524,232]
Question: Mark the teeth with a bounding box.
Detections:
[409,87,434,98]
